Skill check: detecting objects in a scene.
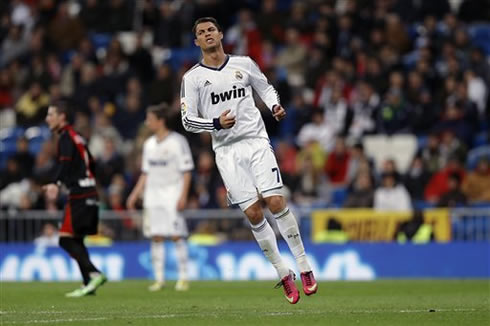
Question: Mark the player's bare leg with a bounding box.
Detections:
[245,201,299,304]
[149,236,165,291]
[265,195,318,296]
[172,236,189,291]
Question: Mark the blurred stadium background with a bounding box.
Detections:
[0,0,489,286]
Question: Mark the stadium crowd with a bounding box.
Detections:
[0,0,489,229]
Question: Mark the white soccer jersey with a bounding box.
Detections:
[180,55,280,150]
[142,132,194,207]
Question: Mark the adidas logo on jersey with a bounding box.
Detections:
[211,86,245,104]
[204,80,212,86]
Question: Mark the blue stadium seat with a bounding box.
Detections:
[468,24,490,55]
[331,187,347,207]
[473,132,488,148]
[25,126,51,155]
[90,33,112,50]
[466,145,490,170]
[413,200,435,210]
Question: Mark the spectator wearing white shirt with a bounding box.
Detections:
[296,110,336,152]
[374,173,412,211]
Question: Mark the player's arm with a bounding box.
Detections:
[176,136,194,211]
[177,171,192,211]
[126,173,147,210]
[247,58,286,121]
[180,75,235,133]
[43,134,74,198]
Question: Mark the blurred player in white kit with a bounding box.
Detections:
[180,17,317,304]
[127,103,193,292]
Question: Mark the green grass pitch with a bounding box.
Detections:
[1,280,489,325]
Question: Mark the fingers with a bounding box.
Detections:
[273,107,286,121]
[219,109,236,129]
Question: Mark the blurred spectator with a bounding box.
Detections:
[293,153,324,205]
[276,27,307,87]
[154,1,181,48]
[12,136,34,177]
[425,156,466,203]
[1,24,29,66]
[324,137,351,186]
[376,88,410,134]
[439,130,467,165]
[47,2,85,51]
[275,141,297,189]
[256,0,284,45]
[348,80,379,140]
[112,93,145,139]
[419,134,445,174]
[0,157,23,190]
[34,223,59,246]
[464,69,488,116]
[79,0,105,33]
[404,156,432,201]
[96,137,125,189]
[437,173,468,207]
[374,173,412,211]
[462,158,490,203]
[346,142,373,184]
[193,151,222,209]
[105,0,132,33]
[148,64,175,105]
[296,110,335,152]
[344,172,374,208]
[32,140,57,185]
[15,80,50,127]
[89,111,123,159]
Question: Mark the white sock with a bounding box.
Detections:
[251,218,290,279]
[151,241,165,283]
[174,239,188,281]
[274,207,311,273]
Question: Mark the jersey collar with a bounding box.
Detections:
[199,55,229,71]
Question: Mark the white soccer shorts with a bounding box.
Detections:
[143,207,188,238]
[214,138,284,211]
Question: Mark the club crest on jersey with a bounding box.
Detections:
[235,70,243,80]
[181,102,187,113]
[211,85,245,105]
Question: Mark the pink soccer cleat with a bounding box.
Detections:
[275,271,300,304]
[300,271,318,296]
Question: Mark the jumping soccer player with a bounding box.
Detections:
[180,17,317,304]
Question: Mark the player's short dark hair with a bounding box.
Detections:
[192,17,222,36]
[147,103,170,122]
[50,100,73,124]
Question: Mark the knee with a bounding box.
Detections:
[244,205,264,225]
[265,196,285,214]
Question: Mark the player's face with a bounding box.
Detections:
[45,106,62,131]
[145,112,161,133]
[194,22,223,50]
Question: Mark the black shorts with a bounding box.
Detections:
[60,194,99,236]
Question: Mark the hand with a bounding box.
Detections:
[42,183,59,201]
[176,196,187,211]
[219,109,236,129]
[272,105,286,121]
[126,194,138,210]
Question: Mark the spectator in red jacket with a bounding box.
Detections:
[325,137,351,186]
[424,156,466,203]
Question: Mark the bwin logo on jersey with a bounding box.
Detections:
[211,86,245,104]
